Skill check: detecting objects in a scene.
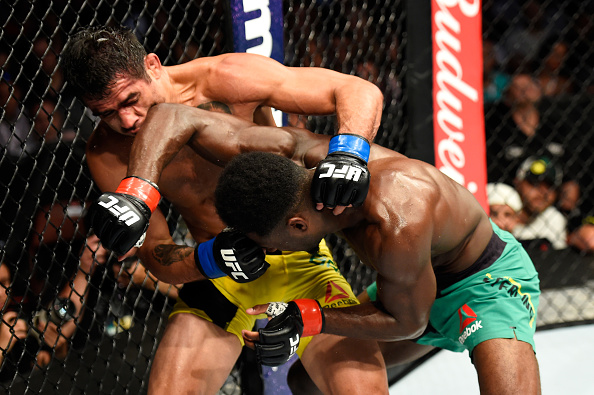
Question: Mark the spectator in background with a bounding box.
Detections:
[0,78,36,159]
[487,183,523,232]
[567,217,594,254]
[483,39,510,104]
[484,73,564,185]
[0,259,29,375]
[536,39,574,97]
[513,156,567,250]
[557,180,594,254]
[499,0,566,72]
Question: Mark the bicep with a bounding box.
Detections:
[210,54,341,115]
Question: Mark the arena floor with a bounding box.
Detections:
[388,323,594,395]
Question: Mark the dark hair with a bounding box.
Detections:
[61,26,148,102]
[215,152,308,236]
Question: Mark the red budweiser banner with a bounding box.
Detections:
[431,0,488,212]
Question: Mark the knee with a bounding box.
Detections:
[287,359,322,395]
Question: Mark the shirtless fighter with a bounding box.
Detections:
[62,26,388,393]
[209,124,541,393]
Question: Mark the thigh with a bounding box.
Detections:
[379,340,436,368]
[473,338,541,395]
[148,313,242,395]
[300,334,389,395]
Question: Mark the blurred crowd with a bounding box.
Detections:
[0,0,593,387]
[483,0,594,253]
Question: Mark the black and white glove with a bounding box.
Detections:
[195,229,269,283]
[255,300,325,366]
[88,176,161,255]
[311,134,371,208]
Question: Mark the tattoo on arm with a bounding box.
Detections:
[197,101,232,114]
[153,245,193,267]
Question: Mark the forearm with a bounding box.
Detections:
[334,79,383,142]
[321,302,427,342]
[137,243,206,285]
[128,103,202,182]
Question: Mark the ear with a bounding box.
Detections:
[145,53,163,80]
[288,217,308,233]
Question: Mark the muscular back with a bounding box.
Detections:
[352,147,491,274]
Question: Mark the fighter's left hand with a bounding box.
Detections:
[242,300,325,366]
[311,134,371,215]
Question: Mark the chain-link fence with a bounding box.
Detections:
[0,0,592,393]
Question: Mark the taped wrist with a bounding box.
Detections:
[195,238,225,279]
[294,299,325,337]
[327,134,370,163]
[115,176,161,213]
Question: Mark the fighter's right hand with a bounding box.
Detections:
[195,229,269,283]
[88,176,161,256]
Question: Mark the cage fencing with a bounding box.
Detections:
[0,0,592,393]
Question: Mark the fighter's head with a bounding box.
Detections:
[215,152,325,252]
[62,25,148,103]
[62,26,164,135]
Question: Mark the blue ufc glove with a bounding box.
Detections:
[195,229,269,283]
[311,134,371,208]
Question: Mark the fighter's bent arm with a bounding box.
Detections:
[127,103,330,182]
[206,53,384,142]
[86,130,206,284]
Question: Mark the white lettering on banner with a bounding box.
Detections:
[433,0,479,191]
[243,0,272,56]
[440,0,480,17]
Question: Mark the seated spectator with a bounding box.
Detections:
[0,232,114,383]
[536,39,574,97]
[484,73,564,185]
[0,261,29,373]
[0,257,53,381]
[483,39,510,104]
[567,217,594,254]
[487,182,523,232]
[513,156,567,250]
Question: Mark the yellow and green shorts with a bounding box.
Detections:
[171,240,359,357]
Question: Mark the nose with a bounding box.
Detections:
[118,107,139,131]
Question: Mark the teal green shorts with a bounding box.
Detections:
[366,222,540,354]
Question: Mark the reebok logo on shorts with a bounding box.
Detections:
[458,304,482,345]
[325,281,350,303]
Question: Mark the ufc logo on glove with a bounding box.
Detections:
[97,195,142,226]
[317,163,364,181]
[220,248,249,281]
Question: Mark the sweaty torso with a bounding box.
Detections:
[342,146,493,279]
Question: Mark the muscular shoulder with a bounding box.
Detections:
[202,53,281,95]
[366,157,444,237]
